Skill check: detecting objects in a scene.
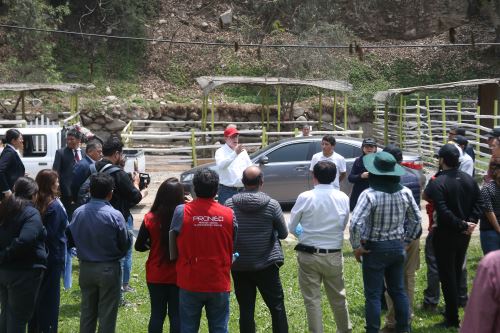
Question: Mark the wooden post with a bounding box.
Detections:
[333,92,337,130]
[457,96,462,124]
[476,105,481,156]
[495,99,498,128]
[211,94,215,132]
[277,87,281,132]
[318,90,323,130]
[191,129,197,167]
[21,92,25,119]
[441,98,446,144]
[402,97,407,149]
[265,88,270,130]
[261,89,265,128]
[384,101,389,145]
[294,127,299,136]
[416,95,421,154]
[426,96,433,152]
[201,95,207,132]
[343,95,348,131]
[398,94,403,147]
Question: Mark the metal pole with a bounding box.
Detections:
[495,100,498,128]
[277,87,281,132]
[398,94,403,147]
[344,95,348,131]
[426,96,433,152]
[191,128,197,167]
[318,90,323,130]
[416,95,421,154]
[384,101,389,145]
[457,95,462,124]
[211,94,215,132]
[441,98,446,144]
[333,92,337,130]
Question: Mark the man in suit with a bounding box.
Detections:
[71,140,103,206]
[0,129,25,199]
[53,129,85,217]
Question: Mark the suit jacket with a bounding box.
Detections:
[0,145,25,193]
[53,147,85,200]
[71,155,94,202]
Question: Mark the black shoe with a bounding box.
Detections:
[434,321,459,329]
[422,302,438,312]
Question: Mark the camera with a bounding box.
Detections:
[138,173,151,190]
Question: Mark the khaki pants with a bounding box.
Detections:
[384,239,420,327]
[297,251,352,333]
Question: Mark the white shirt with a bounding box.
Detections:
[215,144,252,187]
[459,150,474,176]
[289,184,350,249]
[309,151,346,190]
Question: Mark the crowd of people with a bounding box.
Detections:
[0,124,499,333]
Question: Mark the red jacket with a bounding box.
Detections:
[144,212,177,284]
[176,198,234,292]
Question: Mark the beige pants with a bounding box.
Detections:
[297,251,352,333]
[384,238,421,327]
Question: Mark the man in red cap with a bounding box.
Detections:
[215,125,252,204]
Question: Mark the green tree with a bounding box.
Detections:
[3,0,68,82]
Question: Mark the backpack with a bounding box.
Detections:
[76,163,121,205]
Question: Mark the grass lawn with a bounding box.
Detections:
[59,238,483,332]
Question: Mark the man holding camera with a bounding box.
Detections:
[95,136,147,294]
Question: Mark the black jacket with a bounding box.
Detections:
[95,159,142,220]
[424,168,482,232]
[226,190,288,271]
[53,147,86,200]
[348,155,369,212]
[0,145,25,193]
[0,203,47,269]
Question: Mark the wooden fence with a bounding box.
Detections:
[373,96,499,173]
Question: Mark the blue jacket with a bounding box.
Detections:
[71,155,94,202]
[43,199,68,265]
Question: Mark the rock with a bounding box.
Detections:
[31,99,43,107]
[159,19,168,24]
[321,113,333,122]
[105,119,127,131]
[3,101,12,106]
[189,111,200,120]
[219,9,233,28]
[200,21,209,31]
[104,95,118,102]
[80,114,92,125]
[160,101,167,106]
[295,115,307,122]
[105,86,112,93]
[293,107,305,118]
[152,92,160,100]
[94,117,106,125]
[111,109,121,117]
[88,123,102,131]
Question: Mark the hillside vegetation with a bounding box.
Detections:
[0,0,499,116]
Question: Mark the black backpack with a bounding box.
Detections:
[76,163,121,205]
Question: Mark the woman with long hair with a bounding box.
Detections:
[0,128,25,198]
[0,177,46,333]
[135,177,184,333]
[29,169,68,332]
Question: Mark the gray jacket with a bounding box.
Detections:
[226,190,288,271]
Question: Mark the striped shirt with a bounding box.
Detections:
[349,186,422,249]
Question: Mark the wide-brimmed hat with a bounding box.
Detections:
[363,151,405,176]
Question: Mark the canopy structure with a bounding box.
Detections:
[374,78,500,102]
[0,83,95,117]
[196,76,352,96]
[195,76,353,133]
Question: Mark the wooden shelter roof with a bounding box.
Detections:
[196,76,352,96]
[0,83,95,94]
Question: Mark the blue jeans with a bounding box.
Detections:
[217,185,239,205]
[121,215,134,285]
[362,240,409,333]
[179,288,229,333]
[480,229,500,255]
[147,283,180,333]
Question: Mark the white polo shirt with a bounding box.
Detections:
[289,184,350,249]
[309,151,346,190]
[215,144,252,187]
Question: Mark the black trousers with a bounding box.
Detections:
[0,268,44,333]
[231,264,288,333]
[432,229,470,326]
[147,283,180,333]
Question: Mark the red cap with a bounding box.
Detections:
[224,127,239,137]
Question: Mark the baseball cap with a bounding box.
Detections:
[438,143,460,159]
[487,127,500,139]
[223,127,239,137]
[362,138,377,147]
[453,135,468,146]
